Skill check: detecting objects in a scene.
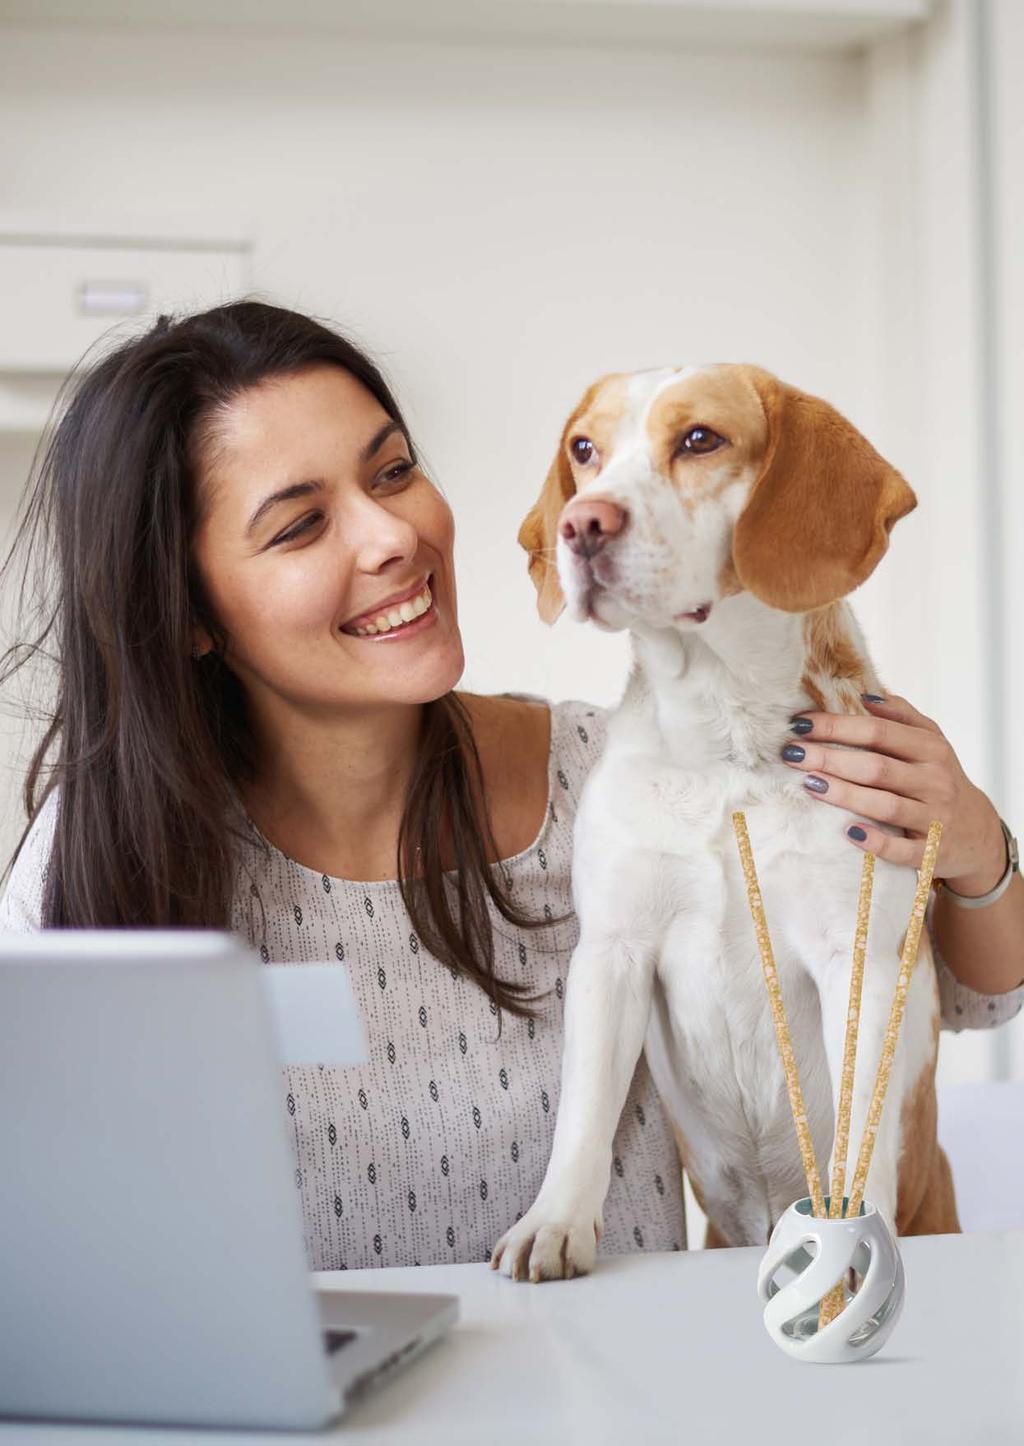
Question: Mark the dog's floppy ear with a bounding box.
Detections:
[518,430,578,625]
[732,371,917,612]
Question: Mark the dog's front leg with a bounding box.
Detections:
[491,928,656,1282]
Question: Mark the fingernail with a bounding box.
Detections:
[847,825,867,841]
[782,744,806,762]
[803,775,829,794]
[789,717,813,734]
[861,693,886,703]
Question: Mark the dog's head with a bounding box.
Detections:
[518,365,916,631]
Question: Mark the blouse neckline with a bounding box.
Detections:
[241,699,557,891]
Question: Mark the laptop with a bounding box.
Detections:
[0,930,457,1430]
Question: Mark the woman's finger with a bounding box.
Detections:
[781,738,934,801]
[789,708,946,763]
[794,771,934,833]
[859,691,943,735]
[843,822,933,869]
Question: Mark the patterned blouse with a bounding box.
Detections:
[1,697,1020,1272]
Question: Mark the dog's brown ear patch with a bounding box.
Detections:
[520,376,624,623]
[733,372,917,612]
[518,443,575,624]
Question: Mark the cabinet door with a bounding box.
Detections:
[0,240,249,372]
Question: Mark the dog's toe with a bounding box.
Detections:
[493,1211,598,1283]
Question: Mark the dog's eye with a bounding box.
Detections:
[570,437,595,465]
[680,427,726,455]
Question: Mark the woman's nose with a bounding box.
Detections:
[347,499,420,572]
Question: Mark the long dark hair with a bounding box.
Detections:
[0,300,552,1013]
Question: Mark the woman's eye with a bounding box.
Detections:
[680,427,726,456]
[273,512,322,545]
[377,459,415,486]
[570,437,595,465]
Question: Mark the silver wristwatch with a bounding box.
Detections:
[937,817,1020,909]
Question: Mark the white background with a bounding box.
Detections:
[0,1,1020,1089]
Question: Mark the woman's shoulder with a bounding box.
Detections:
[458,692,608,861]
[0,787,59,932]
[465,692,608,771]
[474,690,609,799]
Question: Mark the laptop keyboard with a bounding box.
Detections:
[323,1329,358,1355]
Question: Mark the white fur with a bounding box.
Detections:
[492,371,938,1281]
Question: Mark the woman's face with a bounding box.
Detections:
[190,364,464,719]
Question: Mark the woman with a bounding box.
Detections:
[1,301,1020,1271]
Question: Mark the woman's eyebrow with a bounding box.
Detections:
[360,418,404,462]
[245,480,323,535]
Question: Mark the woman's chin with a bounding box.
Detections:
[373,632,465,705]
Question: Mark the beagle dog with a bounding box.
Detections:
[492,364,959,1281]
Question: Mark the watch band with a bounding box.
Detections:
[937,817,1020,910]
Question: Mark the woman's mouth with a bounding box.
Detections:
[341,577,437,641]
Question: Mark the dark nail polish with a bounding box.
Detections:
[848,825,867,841]
[804,775,829,794]
[861,693,886,703]
[782,744,806,762]
[790,717,813,734]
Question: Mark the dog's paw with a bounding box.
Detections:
[490,1206,600,1283]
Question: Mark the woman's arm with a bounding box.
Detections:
[779,692,1024,1021]
[930,805,1023,995]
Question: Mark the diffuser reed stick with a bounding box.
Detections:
[818,850,876,1327]
[844,821,942,1219]
[731,812,826,1218]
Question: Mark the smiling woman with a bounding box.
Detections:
[0,304,542,1010]
[0,300,687,1269]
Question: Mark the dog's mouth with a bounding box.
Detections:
[572,575,714,631]
[675,602,713,625]
[578,585,614,630]
[566,578,622,632]
[566,552,713,630]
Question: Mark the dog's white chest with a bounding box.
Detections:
[578,735,917,1246]
[588,745,818,875]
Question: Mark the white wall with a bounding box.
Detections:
[989,0,1024,1081]
[0,15,1018,1086]
[0,24,869,791]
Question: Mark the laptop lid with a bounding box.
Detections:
[0,931,340,1430]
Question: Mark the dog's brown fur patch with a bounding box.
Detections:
[803,603,868,687]
[895,1004,960,1235]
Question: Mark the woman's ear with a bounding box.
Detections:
[518,440,577,625]
[190,626,213,662]
[732,373,917,612]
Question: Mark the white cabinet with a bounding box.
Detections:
[0,233,250,430]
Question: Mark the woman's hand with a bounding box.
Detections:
[780,691,1007,889]
[780,691,1024,999]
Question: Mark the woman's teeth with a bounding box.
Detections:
[351,582,432,636]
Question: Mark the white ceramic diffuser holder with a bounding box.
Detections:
[757,1196,905,1363]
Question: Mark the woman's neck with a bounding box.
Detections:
[242,697,425,881]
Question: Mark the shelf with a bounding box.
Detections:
[0,0,932,54]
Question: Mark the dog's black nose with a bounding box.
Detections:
[559,498,627,559]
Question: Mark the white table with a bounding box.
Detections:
[6,1231,1024,1445]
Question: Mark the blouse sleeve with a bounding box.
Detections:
[931,891,1024,1033]
[0,790,57,933]
[551,698,610,792]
